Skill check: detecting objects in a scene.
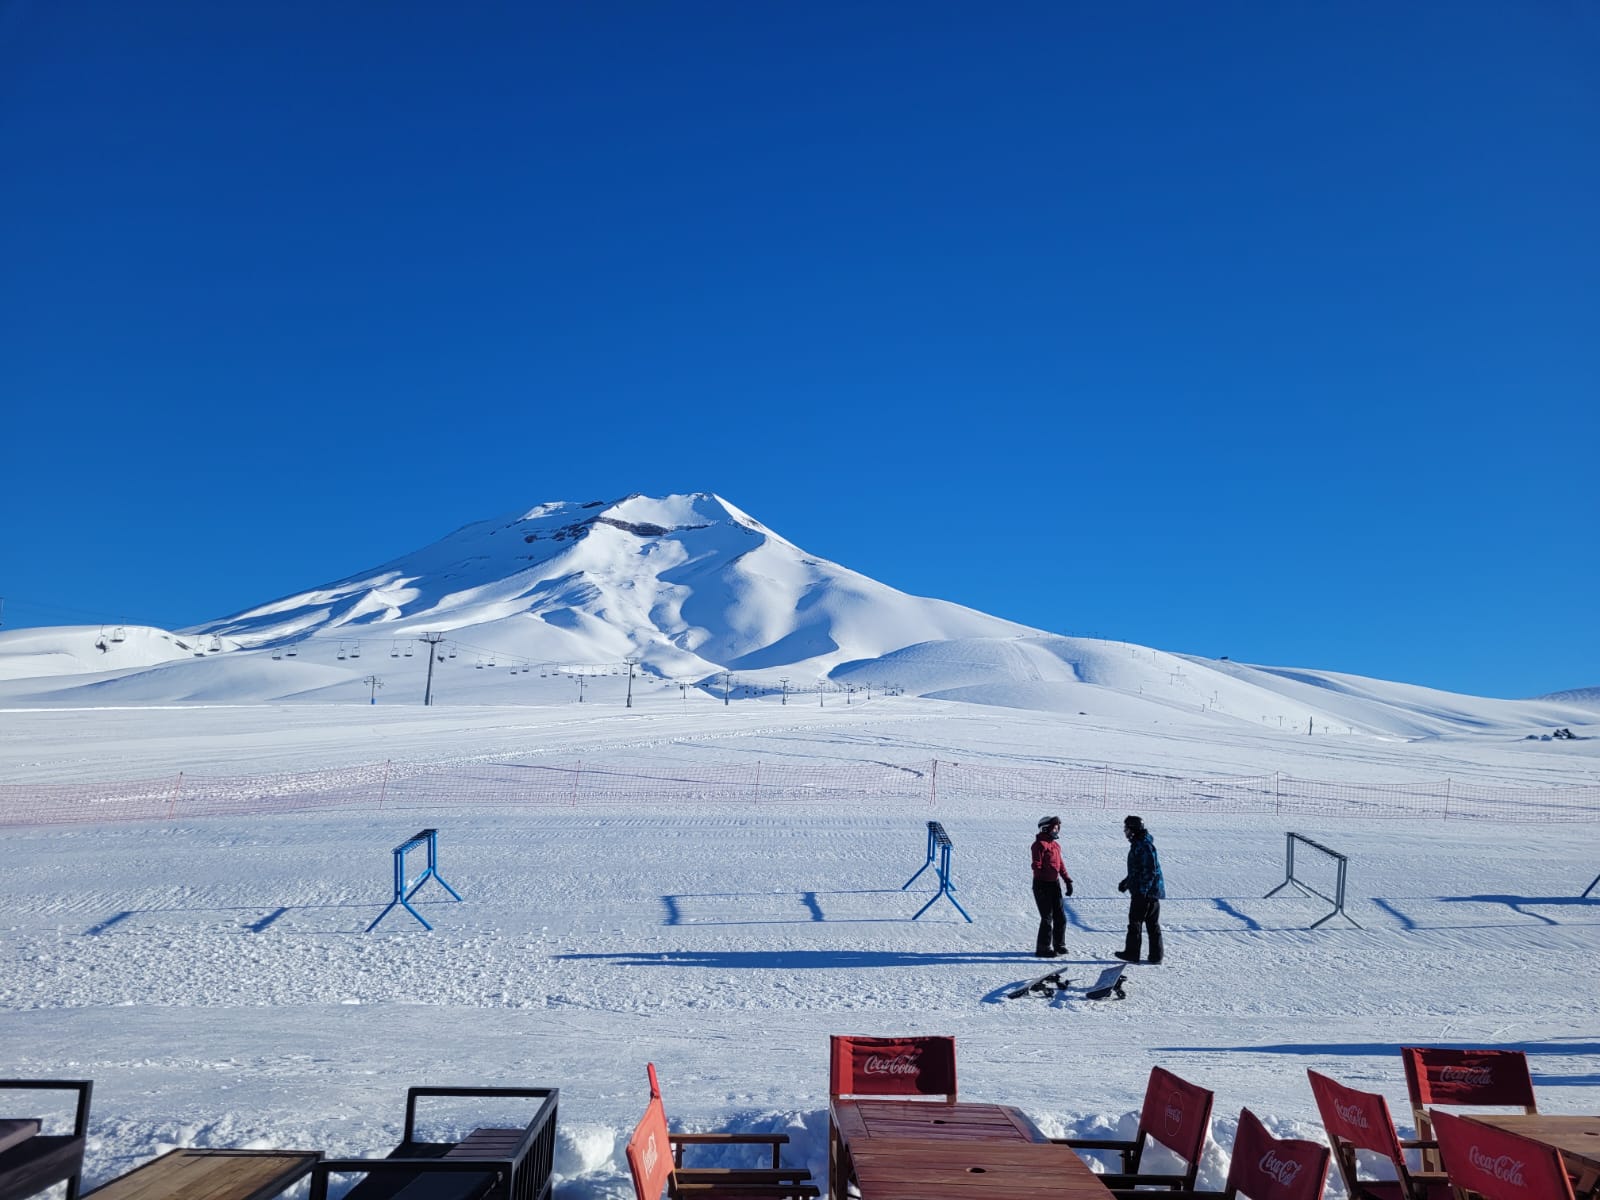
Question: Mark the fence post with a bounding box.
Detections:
[754,761,761,805]
[1273,772,1280,816]
[377,759,391,811]
[929,759,938,808]
[570,761,581,808]
[166,771,184,819]
[1443,777,1451,820]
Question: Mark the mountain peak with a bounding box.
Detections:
[183,492,1021,679]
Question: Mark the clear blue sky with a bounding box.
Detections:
[3,3,1596,699]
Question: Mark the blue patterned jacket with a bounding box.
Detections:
[1126,832,1165,898]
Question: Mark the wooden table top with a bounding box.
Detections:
[1460,1114,1600,1170]
[84,1148,321,1200]
[831,1100,1046,1145]
[845,1138,1111,1200]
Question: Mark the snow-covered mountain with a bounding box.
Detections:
[0,492,1595,744]
[190,491,1037,676]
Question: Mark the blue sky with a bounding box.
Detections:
[2,2,1595,699]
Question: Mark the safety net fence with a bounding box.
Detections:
[1,757,1595,828]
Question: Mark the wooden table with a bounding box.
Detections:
[832,1100,1046,1146]
[84,1148,321,1200]
[1462,1114,1600,1196]
[830,1101,1109,1200]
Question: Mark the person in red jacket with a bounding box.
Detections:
[1030,815,1074,958]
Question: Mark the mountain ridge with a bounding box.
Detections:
[0,493,1595,743]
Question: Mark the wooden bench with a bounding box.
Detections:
[311,1086,559,1200]
[83,1148,320,1200]
[0,1079,92,1200]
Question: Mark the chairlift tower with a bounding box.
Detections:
[624,657,638,708]
[420,632,446,705]
[779,677,789,705]
[362,674,383,705]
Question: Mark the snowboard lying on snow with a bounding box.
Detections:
[1005,962,1127,1001]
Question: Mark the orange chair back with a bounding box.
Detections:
[1226,1108,1330,1200]
[1137,1065,1214,1167]
[625,1074,675,1200]
[1431,1109,1574,1200]
[828,1035,956,1101]
[1401,1047,1537,1111]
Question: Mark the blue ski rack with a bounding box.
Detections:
[902,819,972,922]
[366,828,463,932]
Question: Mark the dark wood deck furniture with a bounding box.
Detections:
[83,1148,319,1200]
[0,1079,93,1200]
[310,1086,558,1200]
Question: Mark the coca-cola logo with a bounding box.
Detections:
[1164,1093,1185,1136]
[1259,1149,1303,1187]
[863,1053,920,1076]
[1333,1100,1369,1130]
[1440,1065,1494,1086]
[641,1131,660,1176]
[1468,1145,1526,1187]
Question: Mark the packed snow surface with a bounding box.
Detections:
[2,690,1596,1199]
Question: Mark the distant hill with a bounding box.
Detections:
[0,492,1595,741]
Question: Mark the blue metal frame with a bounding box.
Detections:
[903,820,972,922]
[365,828,463,932]
[1583,872,1599,899]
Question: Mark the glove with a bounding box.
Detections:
[1118,878,1130,893]
[1063,878,1074,897]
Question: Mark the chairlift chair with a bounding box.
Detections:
[111,625,126,642]
[390,642,400,658]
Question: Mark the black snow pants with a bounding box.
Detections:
[1122,895,1163,963]
[1032,878,1067,955]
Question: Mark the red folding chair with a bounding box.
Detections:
[1431,1109,1575,1200]
[827,1035,956,1199]
[1401,1047,1538,1170]
[627,1064,817,1200]
[1215,1108,1331,1200]
[1306,1069,1450,1200]
[1055,1065,1214,1191]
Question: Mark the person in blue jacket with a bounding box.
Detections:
[1114,814,1164,964]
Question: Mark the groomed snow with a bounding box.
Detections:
[2,690,1596,1199]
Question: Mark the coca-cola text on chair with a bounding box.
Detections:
[1430,1109,1575,1200]
[1400,1047,1537,1171]
[1306,1069,1451,1200]
[1218,1107,1331,1200]
[1053,1065,1214,1191]
[827,1035,956,1199]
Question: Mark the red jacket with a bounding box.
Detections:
[1031,835,1072,886]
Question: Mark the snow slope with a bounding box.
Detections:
[2,695,1597,1199]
